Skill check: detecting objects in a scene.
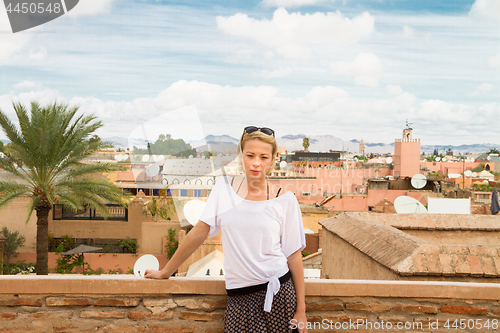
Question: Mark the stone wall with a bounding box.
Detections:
[1,276,500,332]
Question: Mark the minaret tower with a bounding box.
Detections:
[393,120,421,178]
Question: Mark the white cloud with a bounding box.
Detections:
[488,54,500,69]
[66,0,114,17]
[329,52,383,87]
[0,5,32,61]
[1,80,497,145]
[13,81,41,90]
[216,8,375,59]
[262,0,330,8]
[260,67,293,78]
[386,84,404,96]
[469,0,500,20]
[28,47,48,61]
[470,83,495,96]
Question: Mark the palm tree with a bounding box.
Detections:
[302,137,310,152]
[0,101,129,275]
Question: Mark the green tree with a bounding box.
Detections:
[0,101,130,275]
[353,155,367,162]
[203,150,213,159]
[488,148,499,155]
[302,137,310,152]
[1,227,26,262]
[164,228,178,260]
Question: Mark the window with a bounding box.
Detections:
[194,189,201,197]
[180,189,188,197]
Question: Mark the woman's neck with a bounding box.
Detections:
[242,177,268,200]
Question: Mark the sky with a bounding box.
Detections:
[0,0,499,148]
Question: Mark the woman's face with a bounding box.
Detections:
[241,138,274,180]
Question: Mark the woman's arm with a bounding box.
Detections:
[288,249,308,333]
[144,221,210,279]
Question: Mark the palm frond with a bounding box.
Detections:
[0,182,30,209]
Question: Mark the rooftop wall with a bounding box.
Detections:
[1,276,500,332]
[321,212,500,282]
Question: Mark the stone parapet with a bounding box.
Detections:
[1,276,500,332]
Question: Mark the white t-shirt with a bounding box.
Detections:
[199,176,306,312]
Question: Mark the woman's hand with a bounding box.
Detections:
[291,310,308,333]
[143,222,211,281]
[144,269,167,279]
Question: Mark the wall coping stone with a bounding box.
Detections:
[2,276,500,300]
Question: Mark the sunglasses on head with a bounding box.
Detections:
[244,126,275,137]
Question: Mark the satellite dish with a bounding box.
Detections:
[279,161,287,168]
[442,158,447,162]
[483,180,489,183]
[157,155,165,162]
[189,155,193,159]
[472,172,478,177]
[151,155,158,162]
[394,196,428,214]
[183,200,206,226]
[487,156,491,161]
[386,157,393,164]
[145,163,160,177]
[411,174,427,189]
[142,155,150,162]
[114,155,120,161]
[214,158,222,166]
[464,170,472,177]
[134,254,159,277]
[435,157,441,162]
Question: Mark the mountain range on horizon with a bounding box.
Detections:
[100,134,499,155]
[1,135,497,155]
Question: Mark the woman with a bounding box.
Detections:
[145,126,308,333]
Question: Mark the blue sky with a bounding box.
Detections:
[0,0,499,147]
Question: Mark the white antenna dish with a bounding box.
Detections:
[442,157,447,162]
[472,172,478,177]
[183,200,206,226]
[0,152,3,158]
[394,196,428,214]
[142,155,150,162]
[386,157,393,164]
[189,155,193,159]
[483,180,489,183]
[411,174,427,189]
[157,155,165,162]
[435,157,441,162]
[464,170,472,177]
[151,155,158,162]
[279,161,287,168]
[134,254,159,277]
[145,163,160,177]
[115,154,129,162]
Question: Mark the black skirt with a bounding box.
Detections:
[224,278,297,333]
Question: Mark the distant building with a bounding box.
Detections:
[394,123,421,178]
[292,152,341,162]
[359,139,365,155]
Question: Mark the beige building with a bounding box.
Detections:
[321,212,500,282]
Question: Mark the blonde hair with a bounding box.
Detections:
[237,129,278,175]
